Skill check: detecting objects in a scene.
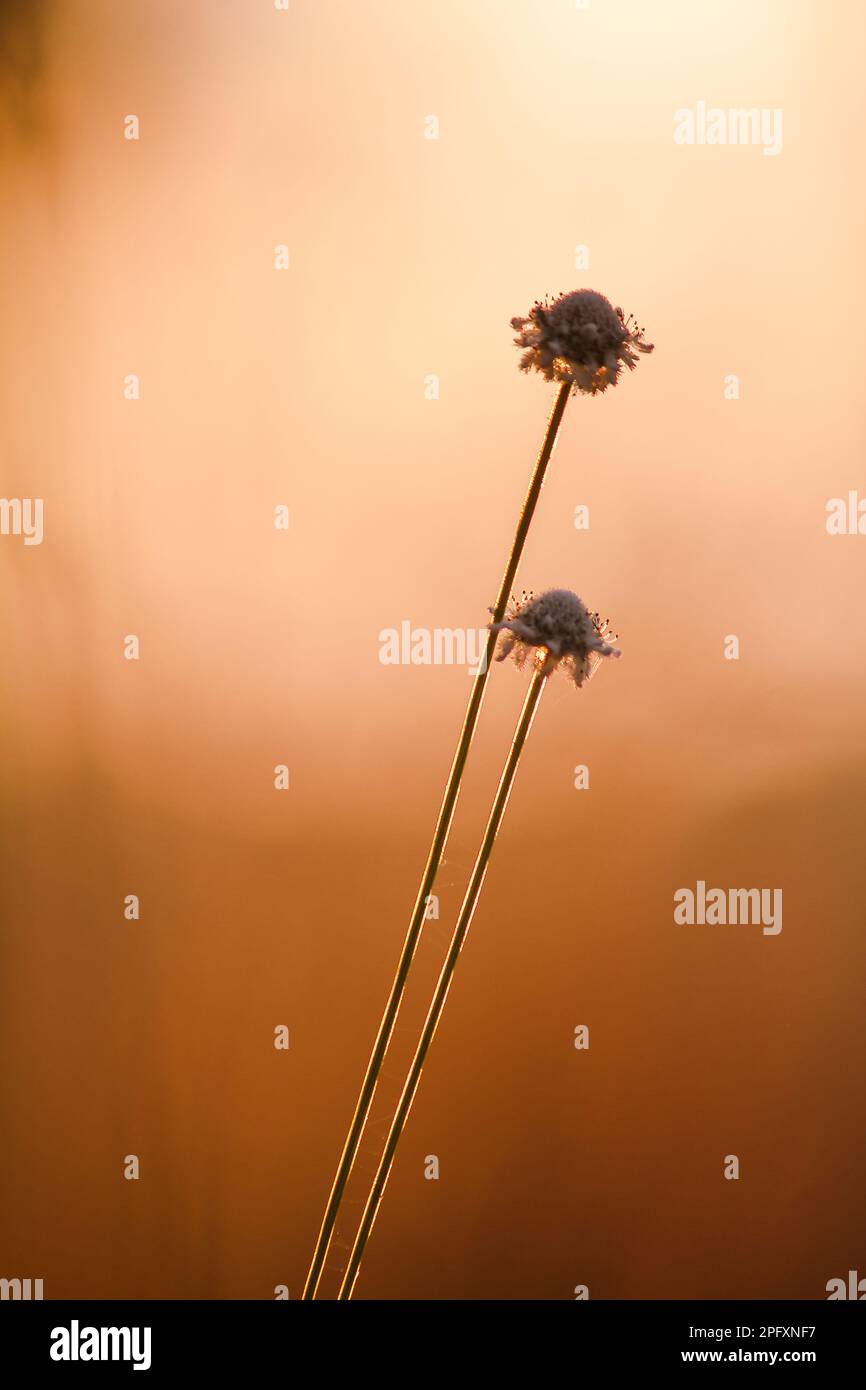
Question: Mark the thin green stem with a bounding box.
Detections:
[337,669,547,1299]
[302,381,570,1300]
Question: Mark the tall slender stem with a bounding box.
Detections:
[337,669,547,1299]
[302,382,570,1300]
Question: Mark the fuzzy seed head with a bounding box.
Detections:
[489,587,621,688]
[511,289,654,395]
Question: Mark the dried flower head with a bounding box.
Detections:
[511,289,653,395]
[489,588,621,688]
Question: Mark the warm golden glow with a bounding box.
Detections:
[1,0,864,1300]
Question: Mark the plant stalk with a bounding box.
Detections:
[302,382,570,1300]
[337,668,547,1299]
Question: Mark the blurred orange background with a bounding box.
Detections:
[1,0,864,1299]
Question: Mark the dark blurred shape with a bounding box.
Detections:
[0,0,51,139]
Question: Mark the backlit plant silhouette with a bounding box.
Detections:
[303,289,653,1300]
